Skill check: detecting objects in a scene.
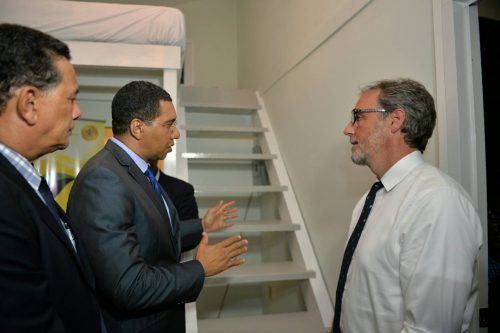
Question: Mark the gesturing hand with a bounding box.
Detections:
[202,200,238,233]
[196,232,248,277]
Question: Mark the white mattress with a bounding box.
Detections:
[0,0,186,52]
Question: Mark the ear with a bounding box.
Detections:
[15,86,39,126]
[129,118,145,140]
[389,108,405,134]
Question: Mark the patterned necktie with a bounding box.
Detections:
[144,166,163,200]
[332,181,383,332]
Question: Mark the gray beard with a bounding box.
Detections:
[351,154,368,166]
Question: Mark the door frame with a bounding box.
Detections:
[432,0,487,330]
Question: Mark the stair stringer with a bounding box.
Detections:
[255,93,334,330]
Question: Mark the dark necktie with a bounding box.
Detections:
[332,181,383,332]
[39,177,64,225]
[39,181,103,329]
[144,167,180,259]
[39,177,77,250]
[144,167,163,200]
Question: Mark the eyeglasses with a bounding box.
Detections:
[351,108,386,124]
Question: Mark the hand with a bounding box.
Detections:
[202,200,238,233]
[196,232,248,277]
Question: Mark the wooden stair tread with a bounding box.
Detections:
[198,311,326,333]
[211,220,300,235]
[194,185,287,196]
[183,152,276,160]
[184,125,267,134]
[205,262,315,285]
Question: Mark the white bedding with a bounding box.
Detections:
[0,0,186,53]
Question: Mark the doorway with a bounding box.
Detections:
[479,10,500,330]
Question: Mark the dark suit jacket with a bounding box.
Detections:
[158,172,199,221]
[67,140,205,333]
[0,153,103,333]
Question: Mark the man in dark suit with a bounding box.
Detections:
[155,166,199,220]
[0,24,104,332]
[151,161,237,224]
[67,80,248,333]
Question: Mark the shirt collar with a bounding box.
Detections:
[380,150,424,192]
[0,142,41,189]
[111,137,149,173]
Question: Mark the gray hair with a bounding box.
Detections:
[361,78,436,152]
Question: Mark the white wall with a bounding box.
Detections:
[68,0,240,88]
[236,0,437,301]
[237,0,370,93]
[175,0,239,88]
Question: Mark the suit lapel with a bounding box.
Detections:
[0,154,87,275]
[161,190,181,261]
[64,212,96,289]
[105,140,180,260]
[105,141,170,222]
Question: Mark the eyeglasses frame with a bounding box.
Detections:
[351,108,387,124]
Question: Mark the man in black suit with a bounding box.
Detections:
[0,24,104,332]
[67,80,248,333]
[151,161,237,224]
[154,165,200,220]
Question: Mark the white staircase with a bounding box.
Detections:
[176,86,333,333]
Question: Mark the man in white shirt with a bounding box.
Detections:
[333,78,483,332]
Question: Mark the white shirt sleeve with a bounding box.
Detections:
[398,188,482,332]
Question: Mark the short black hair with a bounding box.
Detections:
[0,24,71,113]
[111,81,173,135]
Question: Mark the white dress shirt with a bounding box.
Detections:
[340,151,482,332]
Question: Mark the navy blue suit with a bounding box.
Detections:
[67,140,205,333]
[0,153,103,333]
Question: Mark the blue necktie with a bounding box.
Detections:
[144,167,176,229]
[144,167,163,200]
[144,167,180,259]
[332,181,383,332]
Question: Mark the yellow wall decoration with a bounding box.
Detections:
[35,119,105,210]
